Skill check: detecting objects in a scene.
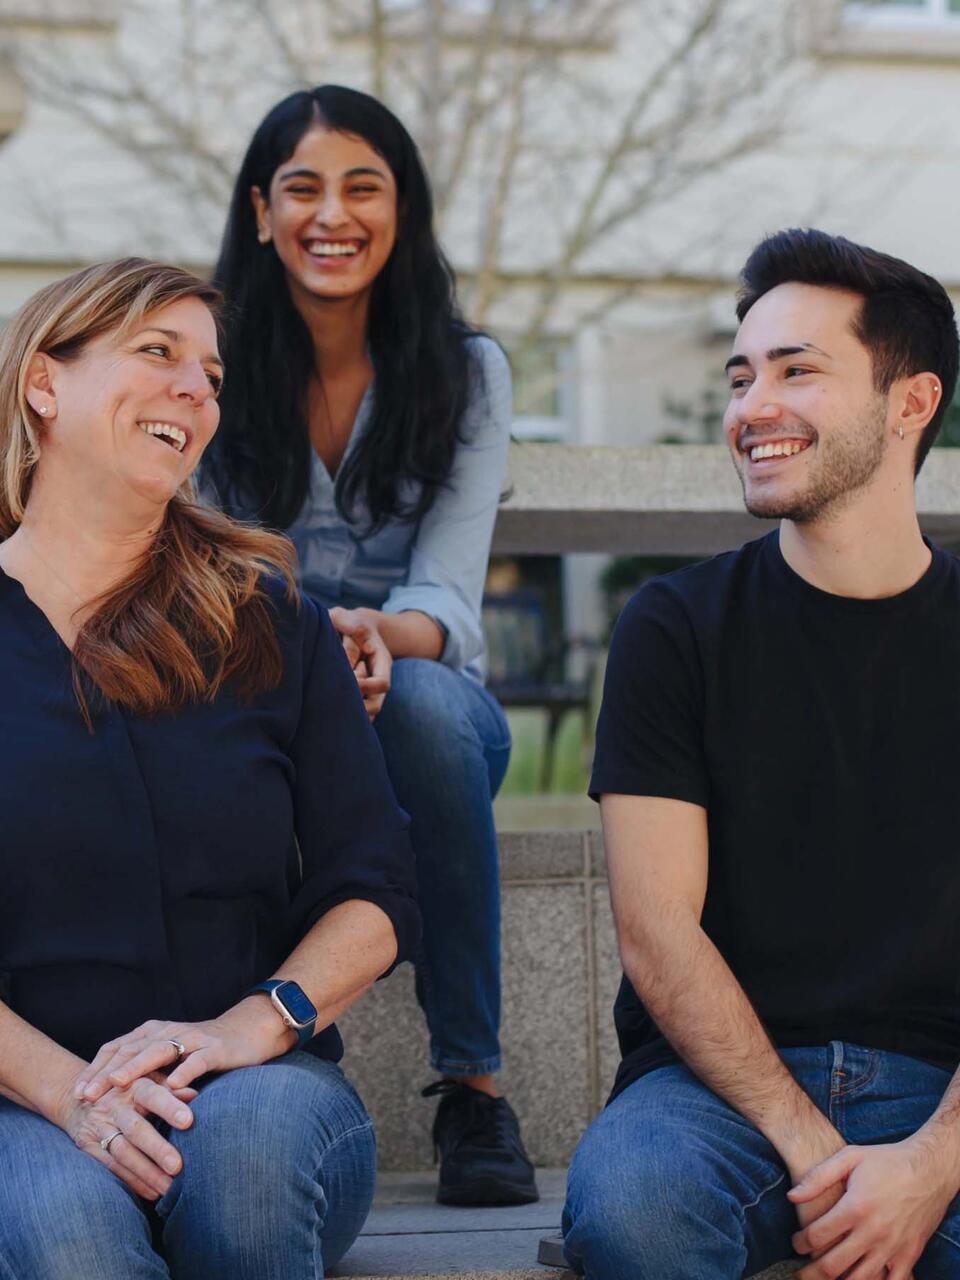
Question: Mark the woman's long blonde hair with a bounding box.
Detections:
[0,257,296,722]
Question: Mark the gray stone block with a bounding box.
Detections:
[499,830,587,882]
[340,878,594,1171]
[591,883,622,1107]
[498,884,592,1167]
[338,964,434,1171]
[491,442,960,556]
[587,829,607,878]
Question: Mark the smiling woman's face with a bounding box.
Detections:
[37,295,223,510]
[251,126,399,308]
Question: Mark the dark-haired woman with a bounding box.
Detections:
[202,84,537,1206]
[0,257,419,1278]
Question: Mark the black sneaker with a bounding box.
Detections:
[421,1080,540,1207]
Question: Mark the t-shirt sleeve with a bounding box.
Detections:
[287,597,421,969]
[589,579,708,807]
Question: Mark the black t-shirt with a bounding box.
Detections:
[591,531,960,1101]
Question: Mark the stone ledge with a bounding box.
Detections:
[492,443,960,555]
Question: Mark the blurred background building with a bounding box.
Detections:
[1,0,957,799]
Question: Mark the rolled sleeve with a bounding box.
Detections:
[381,336,512,672]
[288,597,421,969]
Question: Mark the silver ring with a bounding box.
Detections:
[166,1038,186,1063]
[100,1128,122,1154]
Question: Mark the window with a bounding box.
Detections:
[0,58,25,145]
[846,0,960,23]
[507,335,573,441]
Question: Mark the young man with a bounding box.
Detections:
[562,229,960,1280]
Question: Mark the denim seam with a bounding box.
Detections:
[315,1117,375,1168]
[431,1054,502,1077]
[837,1058,880,1096]
[741,1169,788,1215]
[934,1224,960,1252]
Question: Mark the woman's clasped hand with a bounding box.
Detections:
[58,1067,195,1201]
[330,607,393,720]
[61,1004,297,1198]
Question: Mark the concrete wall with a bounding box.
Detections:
[338,831,619,1171]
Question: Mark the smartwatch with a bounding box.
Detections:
[244,979,317,1049]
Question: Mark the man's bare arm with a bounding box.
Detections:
[602,792,844,1183]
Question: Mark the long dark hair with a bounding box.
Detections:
[207,84,476,531]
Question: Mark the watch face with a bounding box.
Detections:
[275,980,316,1028]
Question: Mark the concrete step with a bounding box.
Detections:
[329,1170,799,1279]
[330,1169,570,1279]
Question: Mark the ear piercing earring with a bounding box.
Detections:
[39,406,48,415]
[257,229,270,244]
[898,425,905,440]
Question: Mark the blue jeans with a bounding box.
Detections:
[563,1043,960,1279]
[0,1052,375,1279]
[373,658,511,1076]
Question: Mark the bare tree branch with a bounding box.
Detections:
[469,42,530,323]
[432,0,508,221]
[3,0,831,362]
[370,0,387,100]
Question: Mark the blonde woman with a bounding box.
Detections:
[0,258,419,1279]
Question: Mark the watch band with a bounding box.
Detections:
[244,979,317,1050]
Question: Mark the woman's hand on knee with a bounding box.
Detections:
[74,1005,295,1102]
[59,1073,194,1201]
[329,607,392,719]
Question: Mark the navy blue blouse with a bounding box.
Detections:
[0,567,419,1065]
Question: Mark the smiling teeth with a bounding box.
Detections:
[749,441,808,462]
[139,421,186,452]
[307,242,359,257]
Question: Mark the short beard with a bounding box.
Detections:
[742,399,888,524]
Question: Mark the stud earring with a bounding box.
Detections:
[898,425,905,440]
[39,406,48,415]
[257,229,270,244]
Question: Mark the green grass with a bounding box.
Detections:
[499,707,592,796]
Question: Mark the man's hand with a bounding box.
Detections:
[789,1137,957,1279]
[329,607,392,720]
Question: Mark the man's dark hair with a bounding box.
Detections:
[737,228,959,473]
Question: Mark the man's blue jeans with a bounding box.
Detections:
[0,1052,375,1279]
[373,658,511,1077]
[563,1043,960,1279]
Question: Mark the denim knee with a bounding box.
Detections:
[562,1099,751,1279]
[564,1126,685,1276]
[0,1110,161,1280]
[376,658,476,748]
[158,1056,374,1278]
